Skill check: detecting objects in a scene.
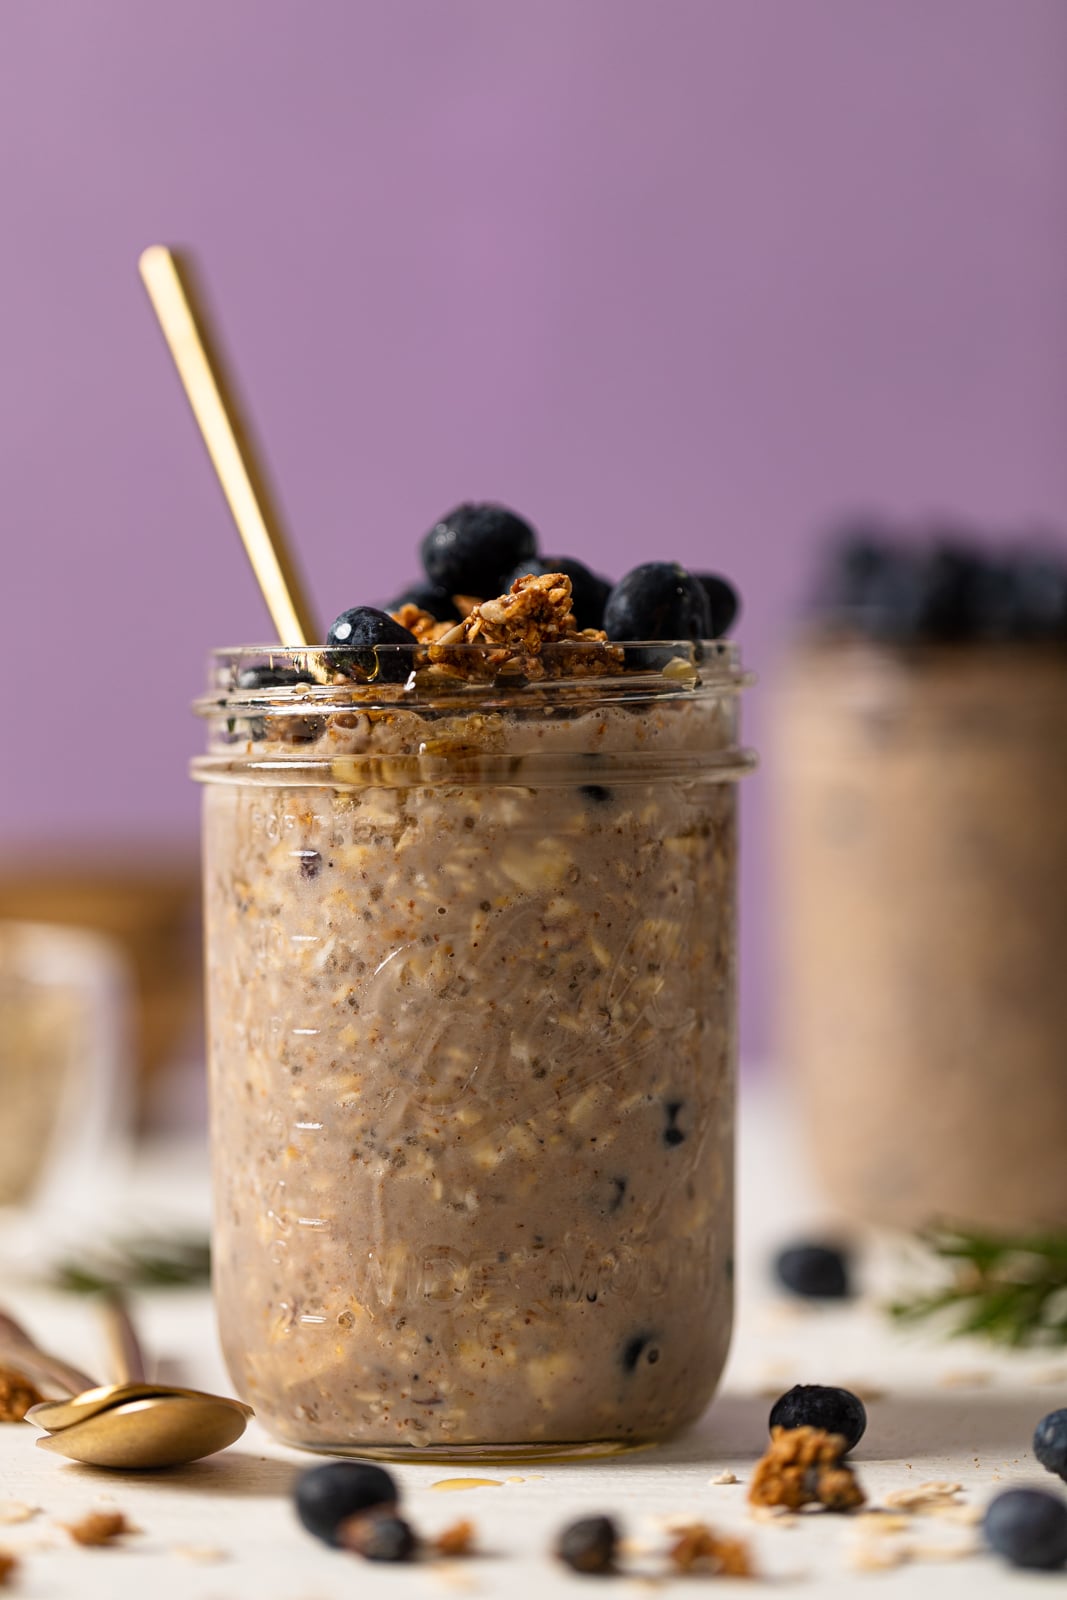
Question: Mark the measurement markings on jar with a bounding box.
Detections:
[290,1028,320,1036]
[289,934,320,944]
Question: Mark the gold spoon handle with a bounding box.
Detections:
[0,1308,97,1395]
[138,244,320,647]
[100,1293,147,1384]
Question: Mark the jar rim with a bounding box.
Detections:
[194,640,749,716]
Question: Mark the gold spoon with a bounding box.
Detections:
[138,244,320,646]
[1,1300,252,1470]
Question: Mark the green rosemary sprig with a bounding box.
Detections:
[890,1227,1067,1347]
[49,1235,211,1295]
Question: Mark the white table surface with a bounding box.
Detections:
[0,1075,1061,1598]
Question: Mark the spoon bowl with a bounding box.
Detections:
[34,1393,250,1470]
[27,1384,253,1433]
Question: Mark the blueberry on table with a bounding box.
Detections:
[503,556,612,630]
[1034,1410,1067,1480]
[693,573,739,638]
[556,1514,619,1574]
[420,502,538,597]
[294,1460,399,1546]
[774,1241,851,1300]
[384,581,461,623]
[768,1385,866,1453]
[339,1509,418,1562]
[603,562,712,642]
[984,1487,1067,1570]
[326,607,418,683]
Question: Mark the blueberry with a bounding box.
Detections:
[984,1487,1067,1570]
[421,503,538,597]
[503,556,612,630]
[294,1460,399,1547]
[663,1100,685,1147]
[998,547,1067,640]
[910,541,986,642]
[326,607,418,683]
[621,1333,660,1373]
[694,573,740,638]
[768,1385,866,1453]
[556,1515,619,1575]
[339,1509,418,1562]
[1034,1410,1067,1481]
[774,1242,851,1300]
[236,665,314,690]
[603,562,712,642]
[384,581,461,623]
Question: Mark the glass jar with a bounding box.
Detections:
[0,920,131,1264]
[194,640,752,1457]
[773,638,1067,1233]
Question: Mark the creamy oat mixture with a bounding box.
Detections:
[198,576,747,1451]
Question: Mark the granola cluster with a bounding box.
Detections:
[0,1364,42,1423]
[667,1522,755,1576]
[422,573,624,681]
[62,1510,135,1547]
[748,1426,866,1513]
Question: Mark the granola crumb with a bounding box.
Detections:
[0,1364,43,1422]
[62,1510,135,1547]
[666,1523,755,1577]
[0,1503,39,1526]
[883,1481,963,1515]
[710,1470,739,1485]
[0,1551,16,1587]
[434,1519,476,1557]
[748,1426,865,1513]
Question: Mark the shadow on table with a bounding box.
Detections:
[573,1385,1053,1473]
[56,1450,300,1496]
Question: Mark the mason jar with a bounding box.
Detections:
[194,639,752,1458]
[774,638,1067,1233]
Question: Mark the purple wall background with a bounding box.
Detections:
[3,0,1067,1060]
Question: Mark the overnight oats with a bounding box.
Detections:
[775,530,1067,1232]
[194,517,751,1457]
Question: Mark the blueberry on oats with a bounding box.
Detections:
[421,502,538,597]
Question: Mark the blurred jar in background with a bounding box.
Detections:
[0,921,131,1256]
[773,532,1067,1233]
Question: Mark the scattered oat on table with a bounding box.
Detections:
[0,1364,43,1422]
[172,1544,229,1563]
[62,1510,136,1547]
[0,1503,39,1526]
[710,1470,739,1485]
[849,1542,909,1573]
[883,1481,963,1515]
[936,1369,993,1390]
